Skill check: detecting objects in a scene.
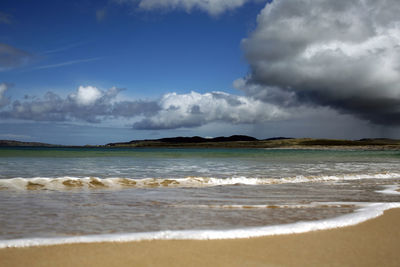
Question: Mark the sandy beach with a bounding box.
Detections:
[1,208,399,267]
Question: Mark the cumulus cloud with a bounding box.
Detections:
[133,91,288,129]
[241,0,400,125]
[115,0,257,16]
[0,86,289,129]
[0,43,32,71]
[0,83,9,108]
[0,86,160,123]
[72,86,103,106]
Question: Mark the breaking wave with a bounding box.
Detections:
[1,172,400,191]
[1,202,399,248]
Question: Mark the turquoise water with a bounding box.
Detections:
[1,147,399,179]
[0,147,400,244]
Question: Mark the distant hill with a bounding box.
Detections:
[0,140,58,147]
[105,136,400,149]
[158,135,258,143]
[106,135,259,146]
[1,136,400,149]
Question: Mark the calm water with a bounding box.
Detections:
[0,147,400,246]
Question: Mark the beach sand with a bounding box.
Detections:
[1,208,400,267]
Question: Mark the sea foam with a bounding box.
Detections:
[376,185,400,195]
[1,202,399,248]
[1,172,400,191]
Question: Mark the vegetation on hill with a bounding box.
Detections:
[1,136,400,150]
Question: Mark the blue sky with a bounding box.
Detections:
[1,0,400,145]
[1,0,260,96]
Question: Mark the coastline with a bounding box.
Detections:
[1,208,400,267]
[2,137,400,150]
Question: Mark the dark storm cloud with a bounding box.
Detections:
[240,0,400,125]
[0,43,33,71]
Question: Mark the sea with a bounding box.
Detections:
[0,147,400,247]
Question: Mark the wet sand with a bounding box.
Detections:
[1,208,400,267]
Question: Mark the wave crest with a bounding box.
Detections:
[0,172,400,191]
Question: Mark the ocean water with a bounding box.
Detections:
[0,147,400,247]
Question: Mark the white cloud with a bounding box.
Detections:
[73,86,103,106]
[0,83,7,96]
[115,0,258,16]
[0,86,137,122]
[0,83,9,108]
[241,0,400,125]
[1,85,291,130]
[133,91,288,129]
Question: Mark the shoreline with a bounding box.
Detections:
[1,208,400,266]
[2,137,400,150]
[1,202,399,248]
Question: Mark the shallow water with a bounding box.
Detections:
[0,147,399,246]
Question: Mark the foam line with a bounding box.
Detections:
[1,172,400,191]
[376,185,400,195]
[1,202,399,248]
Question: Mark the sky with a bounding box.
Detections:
[1,0,400,145]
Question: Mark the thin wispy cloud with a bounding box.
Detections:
[41,42,87,55]
[0,43,32,71]
[114,0,263,16]
[32,57,102,70]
